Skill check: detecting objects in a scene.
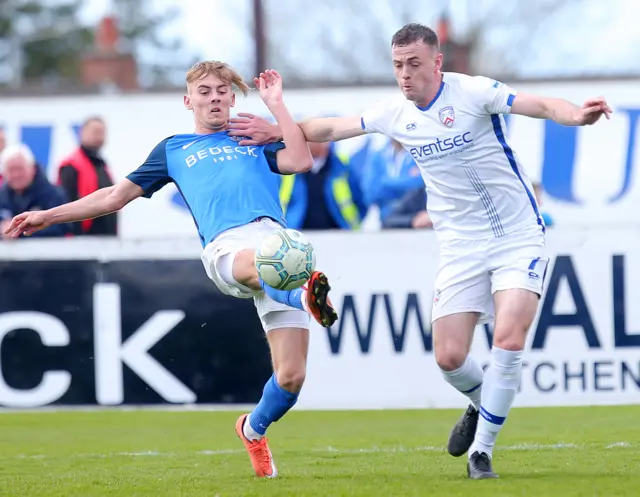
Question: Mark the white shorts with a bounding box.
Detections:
[201,218,310,332]
[431,227,548,324]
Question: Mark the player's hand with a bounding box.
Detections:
[575,97,612,125]
[3,211,50,239]
[411,211,433,229]
[228,113,281,146]
[0,220,11,239]
[255,69,284,109]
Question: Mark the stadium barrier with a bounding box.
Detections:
[1,227,640,409]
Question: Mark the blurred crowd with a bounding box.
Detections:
[0,118,553,240]
[0,118,118,240]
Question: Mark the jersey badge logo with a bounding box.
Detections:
[229,135,250,143]
[406,122,417,131]
[438,106,455,128]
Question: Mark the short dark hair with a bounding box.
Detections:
[391,23,439,50]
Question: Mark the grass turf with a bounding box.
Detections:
[0,405,639,496]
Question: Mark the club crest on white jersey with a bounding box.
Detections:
[438,106,455,128]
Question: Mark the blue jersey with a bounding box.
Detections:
[126,132,287,246]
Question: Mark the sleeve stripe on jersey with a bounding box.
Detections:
[507,94,515,107]
[264,141,286,174]
[360,117,366,130]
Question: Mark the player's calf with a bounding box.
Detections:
[439,354,483,458]
[433,313,481,406]
[236,325,308,478]
[433,313,482,456]
[236,370,301,479]
[467,289,537,475]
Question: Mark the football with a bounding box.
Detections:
[255,229,316,290]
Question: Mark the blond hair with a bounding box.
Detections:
[186,61,250,96]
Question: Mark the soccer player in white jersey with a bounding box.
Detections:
[228,24,612,479]
[4,61,338,479]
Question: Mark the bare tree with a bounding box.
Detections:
[262,0,446,84]
[249,0,593,85]
[463,0,587,78]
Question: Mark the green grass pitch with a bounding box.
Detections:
[0,405,639,496]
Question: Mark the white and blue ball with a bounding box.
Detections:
[255,229,316,290]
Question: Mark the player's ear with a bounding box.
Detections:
[184,94,193,110]
[230,92,236,108]
[434,52,444,73]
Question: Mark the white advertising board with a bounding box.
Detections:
[2,227,639,409]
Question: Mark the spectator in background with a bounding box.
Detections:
[280,141,367,230]
[382,187,433,229]
[0,125,6,185]
[362,139,426,228]
[58,116,117,236]
[0,144,70,239]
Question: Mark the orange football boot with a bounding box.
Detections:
[235,414,278,478]
[303,271,338,327]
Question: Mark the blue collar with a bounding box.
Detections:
[415,80,445,111]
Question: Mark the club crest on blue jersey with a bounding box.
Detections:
[438,106,455,128]
[228,135,250,143]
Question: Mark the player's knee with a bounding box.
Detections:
[435,349,468,372]
[275,365,306,393]
[232,249,261,290]
[492,328,527,351]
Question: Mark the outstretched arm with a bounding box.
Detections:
[298,116,366,143]
[511,93,612,126]
[228,114,366,145]
[4,179,142,238]
[228,96,396,146]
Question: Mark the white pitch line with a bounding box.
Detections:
[606,442,631,448]
[8,442,634,461]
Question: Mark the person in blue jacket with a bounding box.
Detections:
[362,138,425,225]
[279,141,367,230]
[0,144,71,239]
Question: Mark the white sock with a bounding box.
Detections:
[440,355,484,409]
[243,414,263,442]
[469,346,523,459]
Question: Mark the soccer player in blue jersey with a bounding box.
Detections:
[4,61,338,479]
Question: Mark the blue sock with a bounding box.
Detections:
[259,279,304,311]
[249,374,299,435]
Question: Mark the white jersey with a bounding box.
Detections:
[361,72,544,241]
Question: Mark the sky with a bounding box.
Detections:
[78,0,640,83]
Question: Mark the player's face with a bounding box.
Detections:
[185,74,236,132]
[392,42,443,104]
